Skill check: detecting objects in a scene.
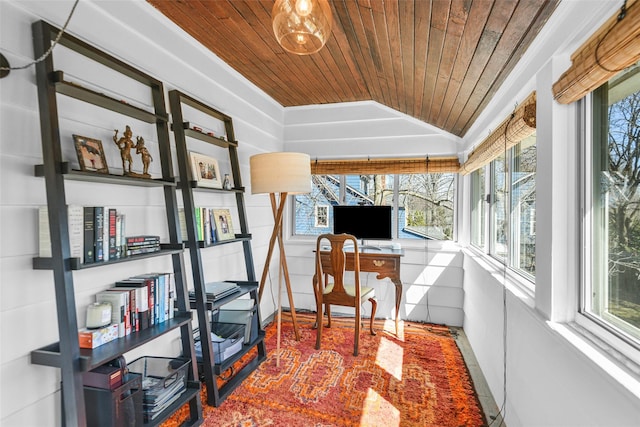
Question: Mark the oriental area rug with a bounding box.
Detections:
[166,313,486,427]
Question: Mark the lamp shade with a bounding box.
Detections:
[250,152,311,195]
[272,0,332,55]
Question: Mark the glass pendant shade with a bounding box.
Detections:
[272,0,332,55]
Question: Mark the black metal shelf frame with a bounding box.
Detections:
[169,90,267,407]
[31,20,202,426]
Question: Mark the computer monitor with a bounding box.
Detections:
[332,205,392,241]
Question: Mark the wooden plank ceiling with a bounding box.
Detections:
[148,0,558,137]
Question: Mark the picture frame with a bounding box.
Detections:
[315,205,329,228]
[212,209,235,241]
[190,151,222,188]
[73,134,109,174]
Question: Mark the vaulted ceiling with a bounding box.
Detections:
[148,0,558,137]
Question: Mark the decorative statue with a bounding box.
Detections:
[113,125,134,175]
[113,125,152,178]
[134,136,152,178]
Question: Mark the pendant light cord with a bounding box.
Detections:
[0,0,80,72]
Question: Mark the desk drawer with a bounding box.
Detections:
[359,256,400,275]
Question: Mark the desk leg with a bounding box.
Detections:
[391,278,402,336]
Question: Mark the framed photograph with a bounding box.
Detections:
[212,209,235,241]
[315,205,329,228]
[73,135,109,174]
[190,151,222,188]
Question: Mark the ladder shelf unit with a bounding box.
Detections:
[169,90,267,407]
[30,20,202,426]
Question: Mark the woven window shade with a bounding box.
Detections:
[460,92,536,175]
[310,157,460,175]
[553,0,640,104]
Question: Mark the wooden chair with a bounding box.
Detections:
[313,233,377,356]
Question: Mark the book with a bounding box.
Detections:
[178,208,187,242]
[38,205,84,261]
[94,206,104,262]
[108,208,117,260]
[127,274,157,326]
[195,208,203,241]
[108,287,133,334]
[83,206,95,263]
[38,206,51,258]
[115,279,151,330]
[68,205,84,261]
[96,290,128,338]
[115,213,125,259]
[203,207,212,245]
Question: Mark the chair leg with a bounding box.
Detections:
[354,304,361,356]
[368,298,377,336]
[315,302,323,350]
[326,305,332,328]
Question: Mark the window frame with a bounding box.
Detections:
[579,82,640,354]
[291,172,458,243]
[471,136,537,283]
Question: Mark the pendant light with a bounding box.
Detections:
[272,0,333,55]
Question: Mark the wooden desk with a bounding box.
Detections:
[318,246,404,335]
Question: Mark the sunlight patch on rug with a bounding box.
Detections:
[360,388,400,426]
[375,336,403,381]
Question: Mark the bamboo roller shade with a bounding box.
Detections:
[310,157,460,175]
[460,92,537,175]
[553,0,640,104]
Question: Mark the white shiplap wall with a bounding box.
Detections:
[0,1,283,425]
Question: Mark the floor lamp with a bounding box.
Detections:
[250,152,311,365]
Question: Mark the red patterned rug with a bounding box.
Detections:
[166,313,486,426]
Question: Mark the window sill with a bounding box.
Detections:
[547,319,640,400]
[462,245,536,309]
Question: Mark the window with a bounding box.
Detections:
[510,136,536,275]
[585,64,640,344]
[471,168,485,247]
[478,135,536,278]
[490,152,508,261]
[294,173,456,240]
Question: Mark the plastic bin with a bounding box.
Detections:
[84,373,143,427]
[127,356,189,422]
[216,299,255,344]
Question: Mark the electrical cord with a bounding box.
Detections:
[0,0,80,73]
[488,110,516,427]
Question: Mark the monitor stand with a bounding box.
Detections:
[360,240,382,250]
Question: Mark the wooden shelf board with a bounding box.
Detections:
[34,164,176,187]
[53,71,167,123]
[33,245,184,271]
[30,314,193,372]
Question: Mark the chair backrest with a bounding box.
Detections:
[314,233,361,305]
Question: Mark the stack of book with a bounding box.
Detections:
[189,281,240,302]
[125,235,160,256]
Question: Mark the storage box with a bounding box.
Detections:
[82,364,123,390]
[84,373,143,427]
[78,324,119,349]
[217,299,255,344]
[211,322,244,364]
[127,356,189,422]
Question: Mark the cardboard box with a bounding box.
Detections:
[78,324,119,349]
